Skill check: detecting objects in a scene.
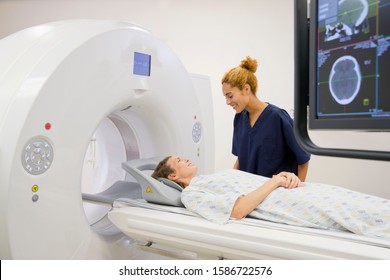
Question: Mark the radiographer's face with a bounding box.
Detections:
[222,83,247,113]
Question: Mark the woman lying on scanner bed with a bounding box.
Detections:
[152,156,390,240]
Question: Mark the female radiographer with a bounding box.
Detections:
[221,56,310,181]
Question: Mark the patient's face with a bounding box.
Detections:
[167,156,197,180]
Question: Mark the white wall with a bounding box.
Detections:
[1,0,389,198]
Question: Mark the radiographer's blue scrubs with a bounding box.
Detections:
[232,103,310,177]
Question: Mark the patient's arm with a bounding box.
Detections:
[230,172,300,219]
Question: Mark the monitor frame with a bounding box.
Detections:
[308,0,390,131]
[293,0,390,161]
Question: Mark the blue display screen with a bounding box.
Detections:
[133,52,151,76]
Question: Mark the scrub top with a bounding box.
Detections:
[232,103,310,177]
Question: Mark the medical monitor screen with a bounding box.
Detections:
[310,0,390,130]
[133,52,151,76]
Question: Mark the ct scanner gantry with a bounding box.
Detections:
[0,19,214,259]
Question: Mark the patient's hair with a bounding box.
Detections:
[151,156,173,180]
[221,56,258,95]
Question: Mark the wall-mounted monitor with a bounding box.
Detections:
[309,0,390,130]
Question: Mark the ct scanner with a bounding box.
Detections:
[0,20,214,259]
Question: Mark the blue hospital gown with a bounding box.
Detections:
[181,169,390,240]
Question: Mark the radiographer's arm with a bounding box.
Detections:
[233,159,239,170]
[297,161,309,181]
[230,172,300,219]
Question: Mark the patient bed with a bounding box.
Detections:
[106,158,390,260]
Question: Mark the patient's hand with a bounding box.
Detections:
[273,172,301,189]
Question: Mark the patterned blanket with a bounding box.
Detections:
[181,169,390,240]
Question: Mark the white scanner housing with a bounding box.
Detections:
[0,20,214,259]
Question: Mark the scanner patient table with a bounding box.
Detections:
[107,158,390,260]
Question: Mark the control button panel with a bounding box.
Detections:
[22,137,53,175]
[192,121,202,143]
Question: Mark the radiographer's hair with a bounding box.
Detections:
[151,156,173,179]
[221,56,258,95]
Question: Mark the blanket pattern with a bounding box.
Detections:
[181,169,390,240]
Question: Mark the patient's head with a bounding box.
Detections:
[152,156,197,188]
[152,156,173,180]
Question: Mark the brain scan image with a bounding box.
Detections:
[329,55,362,105]
[325,0,369,41]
